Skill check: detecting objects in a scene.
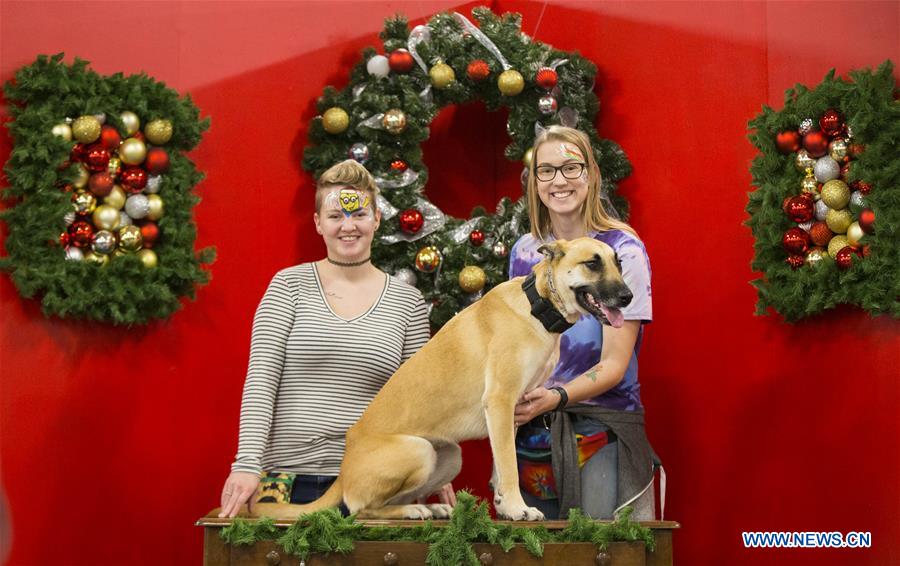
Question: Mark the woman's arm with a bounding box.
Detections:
[514,321,640,424]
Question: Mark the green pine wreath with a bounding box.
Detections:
[303,8,631,329]
[747,61,899,321]
[1,54,214,324]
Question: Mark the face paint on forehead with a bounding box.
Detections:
[323,188,373,218]
[558,143,584,162]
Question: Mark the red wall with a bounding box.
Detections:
[1,2,897,565]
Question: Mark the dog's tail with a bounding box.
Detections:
[251,476,344,520]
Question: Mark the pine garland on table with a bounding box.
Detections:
[1,54,214,324]
[303,8,632,329]
[747,61,899,321]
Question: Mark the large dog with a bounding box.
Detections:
[251,237,633,521]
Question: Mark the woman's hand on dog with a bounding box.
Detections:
[514,387,559,426]
[218,471,260,518]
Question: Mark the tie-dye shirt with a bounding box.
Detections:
[508,230,652,411]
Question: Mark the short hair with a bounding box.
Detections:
[315,159,380,212]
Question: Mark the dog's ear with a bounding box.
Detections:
[538,242,565,261]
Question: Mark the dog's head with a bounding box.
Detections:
[534,237,633,328]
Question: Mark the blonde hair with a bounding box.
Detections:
[526,126,636,240]
[315,159,380,212]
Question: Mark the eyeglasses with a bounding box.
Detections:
[534,162,586,182]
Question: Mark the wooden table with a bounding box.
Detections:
[197,515,679,565]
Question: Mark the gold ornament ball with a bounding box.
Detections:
[498,69,525,96]
[382,109,408,135]
[827,235,850,258]
[825,208,852,234]
[144,119,173,145]
[828,138,848,161]
[104,185,127,210]
[137,248,158,268]
[107,156,122,177]
[322,107,350,134]
[820,179,850,209]
[84,251,110,266]
[846,221,865,246]
[72,191,97,215]
[794,150,816,173]
[120,111,141,136]
[800,174,818,194]
[522,147,534,168]
[52,123,73,141]
[429,62,456,89]
[146,194,165,221]
[73,163,90,189]
[458,266,487,293]
[118,225,144,252]
[72,115,102,143]
[92,204,121,231]
[805,248,827,266]
[414,245,442,273]
[119,137,147,165]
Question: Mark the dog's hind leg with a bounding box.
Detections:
[342,434,440,519]
[400,442,461,519]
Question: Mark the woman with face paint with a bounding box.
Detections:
[507,126,659,521]
[218,160,454,518]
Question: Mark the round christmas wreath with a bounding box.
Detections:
[747,61,898,321]
[1,54,214,324]
[303,8,632,328]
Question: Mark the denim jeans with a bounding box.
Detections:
[290,474,350,516]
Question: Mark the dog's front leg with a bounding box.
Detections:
[483,382,545,521]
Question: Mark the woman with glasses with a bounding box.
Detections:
[507,126,658,520]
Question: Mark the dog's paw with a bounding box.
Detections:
[496,503,545,521]
[402,504,435,520]
[425,503,453,519]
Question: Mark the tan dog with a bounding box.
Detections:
[252,237,633,521]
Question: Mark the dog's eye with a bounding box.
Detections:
[583,259,602,271]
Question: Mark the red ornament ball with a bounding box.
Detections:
[390,159,408,172]
[835,246,855,269]
[469,230,485,247]
[68,220,94,247]
[144,147,170,175]
[786,194,814,223]
[848,143,865,157]
[809,222,833,247]
[466,59,491,81]
[852,180,872,195]
[84,144,111,172]
[775,130,801,154]
[819,109,844,138]
[59,232,70,247]
[88,172,114,197]
[399,208,424,234]
[782,227,811,255]
[388,49,415,73]
[535,67,558,90]
[140,221,160,247]
[802,131,829,157]
[858,209,875,233]
[785,254,805,270]
[840,161,851,180]
[120,166,148,193]
[70,143,88,162]
[99,125,122,150]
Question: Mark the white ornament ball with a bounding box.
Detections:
[118,211,133,227]
[125,194,150,219]
[65,246,84,261]
[144,175,162,194]
[814,199,829,221]
[798,221,813,232]
[393,267,417,286]
[366,55,391,79]
[813,157,840,183]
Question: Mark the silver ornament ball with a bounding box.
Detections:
[65,247,84,261]
[813,157,841,183]
[814,199,829,221]
[91,230,117,255]
[798,118,815,136]
[348,142,370,164]
[537,95,558,116]
[144,175,162,194]
[393,267,417,286]
[124,194,150,219]
[118,211,133,227]
[492,241,508,258]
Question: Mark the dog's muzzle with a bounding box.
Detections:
[575,284,632,328]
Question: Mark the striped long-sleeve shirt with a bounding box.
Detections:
[231,263,431,475]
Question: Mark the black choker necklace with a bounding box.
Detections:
[327,256,371,267]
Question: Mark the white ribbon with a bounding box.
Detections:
[452,12,510,70]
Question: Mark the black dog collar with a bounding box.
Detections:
[522,273,574,333]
